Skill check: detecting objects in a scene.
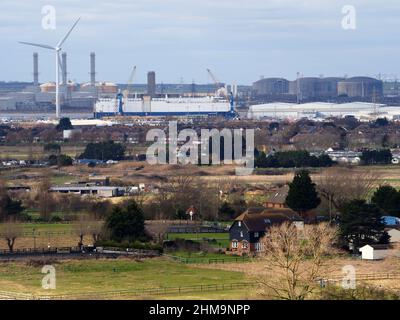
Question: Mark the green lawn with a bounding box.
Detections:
[0,258,250,299]
[166,232,230,248]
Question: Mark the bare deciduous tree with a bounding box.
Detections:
[256,222,338,300]
[1,222,22,252]
[74,216,90,249]
[87,220,104,244]
[37,175,56,221]
[316,167,378,218]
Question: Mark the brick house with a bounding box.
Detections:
[228,207,303,256]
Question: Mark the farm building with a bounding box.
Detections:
[359,244,392,260]
[264,185,289,209]
[228,207,303,256]
[50,186,124,197]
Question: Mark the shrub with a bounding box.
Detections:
[80,141,126,161]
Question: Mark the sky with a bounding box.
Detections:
[1,0,400,85]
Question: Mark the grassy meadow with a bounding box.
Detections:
[0,258,252,299]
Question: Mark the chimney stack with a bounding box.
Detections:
[33,52,39,86]
[90,52,96,86]
[147,71,156,97]
[62,52,67,85]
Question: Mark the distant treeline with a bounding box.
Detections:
[79,141,126,161]
[255,150,333,168]
[360,149,392,165]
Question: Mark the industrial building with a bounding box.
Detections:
[247,101,400,121]
[1,52,242,118]
[288,77,345,99]
[252,78,289,96]
[0,97,17,111]
[337,77,383,98]
[0,52,109,112]
[252,76,383,101]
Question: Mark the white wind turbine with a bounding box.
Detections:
[19,18,81,118]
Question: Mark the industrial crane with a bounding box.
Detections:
[123,65,137,99]
[206,68,227,97]
[116,66,136,115]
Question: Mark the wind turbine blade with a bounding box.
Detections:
[57,17,81,48]
[19,41,55,50]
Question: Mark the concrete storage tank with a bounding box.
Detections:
[338,77,383,98]
[40,82,56,92]
[289,77,319,99]
[96,82,118,94]
[67,82,78,92]
[316,77,344,97]
[252,78,289,96]
[81,82,118,94]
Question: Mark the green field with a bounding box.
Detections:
[0,258,253,299]
[165,251,251,264]
[50,174,76,185]
[0,145,85,160]
[166,232,230,249]
[19,222,74,231]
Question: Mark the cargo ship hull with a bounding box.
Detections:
[94,96,234,118]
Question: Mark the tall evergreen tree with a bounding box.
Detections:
[106,200,146,243]
[0,183,24,221]
[56,117,73,131]
[218,202,236,220]
[340,199,389,250]
[79,141,126,161]
[285,170,321,218]
[371,185,400,217]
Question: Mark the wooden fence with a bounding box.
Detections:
[1,272,399,300]
[319,272,400,285]
[163,254,251,264]
[0,282,254,300]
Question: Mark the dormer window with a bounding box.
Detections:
[238,221,241,227]
[240,231,243,237]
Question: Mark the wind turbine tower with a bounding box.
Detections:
[19,18,81,118]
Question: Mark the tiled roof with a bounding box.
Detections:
[266,185,289,204]
[234,207,303,232]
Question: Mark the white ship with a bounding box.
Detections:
[94,94,234,118]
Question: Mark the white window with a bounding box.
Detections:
[254,232,259,238]
[232,241,238,249]
[242,241,248,249]
[238,221,241,227]
[255,242,262,252]
[240,231,243,237]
